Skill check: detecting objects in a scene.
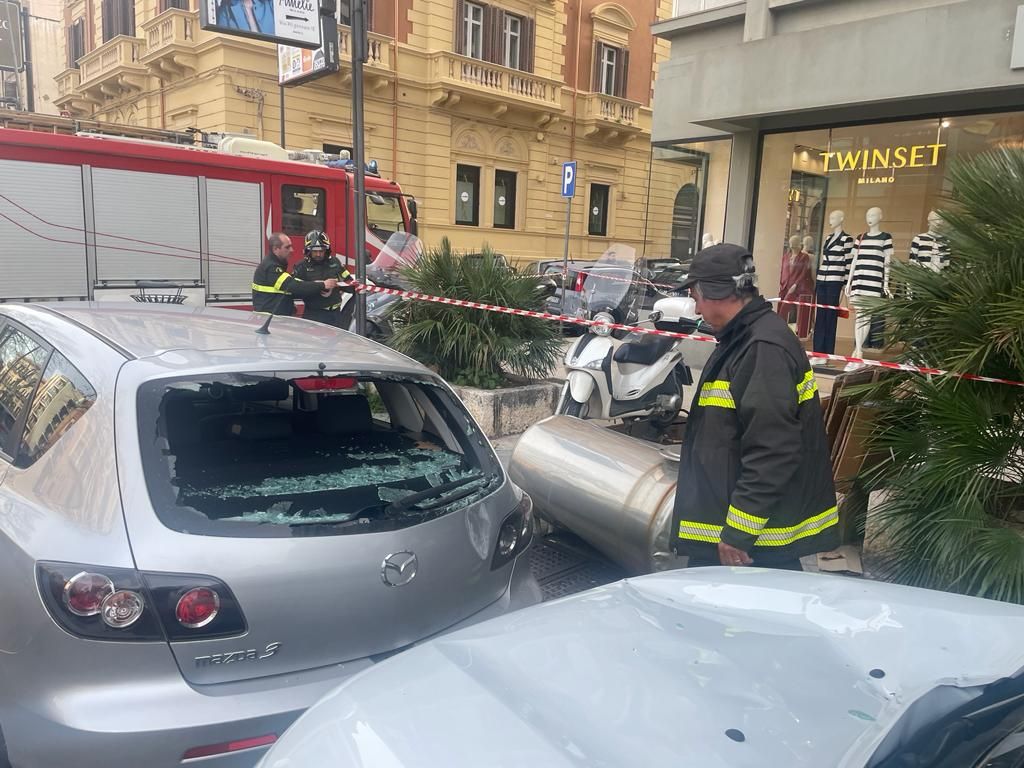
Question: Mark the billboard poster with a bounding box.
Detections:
[201,0,321,49]
[278,14,339,86]
[0,1,24,73]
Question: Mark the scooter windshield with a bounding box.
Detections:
[367,232,423,287]
[579,243,639,318]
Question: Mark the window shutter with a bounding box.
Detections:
[615,48,629,98]
[592,42,603,92]
[454,0,465,54]
[520,16,534,72]
[481,5,502,64]
[366,0,375,32]
[101,0,112,42]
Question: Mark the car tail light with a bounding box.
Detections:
[491,493,534,570]
[37,563,246,642]
[293,376,358,392]
[100,590,145,628]
[182,733,277,761]
[176,587,220,629]
[63,571,114,616]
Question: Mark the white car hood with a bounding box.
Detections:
[261,568,1024,768]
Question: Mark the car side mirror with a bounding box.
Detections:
[406,196,418,220]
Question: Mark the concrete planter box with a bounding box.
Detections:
[453,380,561,439]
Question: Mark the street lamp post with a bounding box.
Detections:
[350,0,369,336]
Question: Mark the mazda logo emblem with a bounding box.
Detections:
[381,551,418,587]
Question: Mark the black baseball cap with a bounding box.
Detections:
[679,243,756,300]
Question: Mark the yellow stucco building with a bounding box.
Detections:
[51,0,714,264]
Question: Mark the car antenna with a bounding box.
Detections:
[255,314,273,335]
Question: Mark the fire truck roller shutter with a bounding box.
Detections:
[0,160,89,300]
[206,179,263,299]
[92,169,201,282]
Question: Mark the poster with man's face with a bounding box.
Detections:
[202,0,320,49]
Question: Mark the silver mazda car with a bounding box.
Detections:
[0,303,538,768]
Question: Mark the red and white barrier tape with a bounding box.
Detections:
[352,281,1024,388]
[767,297,851,318]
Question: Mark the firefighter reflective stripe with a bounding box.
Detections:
[273,271,290,290]
[726,505,768,536]
[340,269,352,280]
[676,521,723,543]
[796,370,819,404]
[697,380,736,409]
[678,506,839,547]
[252,282,287,294]
[753,507,838,546]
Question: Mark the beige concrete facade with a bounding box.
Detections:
[51,0,695,264]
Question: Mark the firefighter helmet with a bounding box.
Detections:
[304,230,331,258]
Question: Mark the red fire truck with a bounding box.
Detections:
[0,126,416,307]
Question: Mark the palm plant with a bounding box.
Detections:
[856,148,1024,603]
[389,238,561,388]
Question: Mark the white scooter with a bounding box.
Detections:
[555,245,703,439]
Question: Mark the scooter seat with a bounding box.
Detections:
[613,335,676,365]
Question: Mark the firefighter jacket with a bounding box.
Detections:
[251,255,326,316]
[291,256,353,311]
[672,296,839,563]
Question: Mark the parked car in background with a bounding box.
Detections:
[0,303,538,768]
[260,568,1024,768]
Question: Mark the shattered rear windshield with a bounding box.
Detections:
[136,372,501,537]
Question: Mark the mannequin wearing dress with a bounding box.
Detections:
[778,235,813,324]
[813,211,854,356]
[845,207,893,362]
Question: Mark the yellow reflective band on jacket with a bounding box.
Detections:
[796,370,818,404]
[252,282,287,294]
[697,380,736,410]
[678,506,839,547]
[273,271,290,290]
[340,269,352,280]
[725,505,768,536]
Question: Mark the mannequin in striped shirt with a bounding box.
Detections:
[844,207,893,365]
[909,211,950,273]
[812,210,853,356]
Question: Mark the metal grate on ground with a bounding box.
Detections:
[529,534,626,602]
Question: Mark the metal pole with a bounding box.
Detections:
[560,194,571,330]
[351,0,368,336]
[279,84,285,146]
[21,6,34,113]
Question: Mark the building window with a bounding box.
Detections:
[281,185,327,236]
[101,0,135,42]
[493,170,517,229]
[588,183,610,236]
[455,1,533,71]
[67,19,86,68]
[503,14,521,70]
[462,1,484,59]
[455,164,480,226]
[161,0,189,10]
[323,142,353,157]
[337,0,375,31]
[594,42,629,98]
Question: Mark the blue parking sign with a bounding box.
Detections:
[561,161,577,198]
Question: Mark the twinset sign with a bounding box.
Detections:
[820,143,946,185]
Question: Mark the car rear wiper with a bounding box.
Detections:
[383,475,487,515]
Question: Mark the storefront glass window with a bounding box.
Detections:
[752,111,1024,354]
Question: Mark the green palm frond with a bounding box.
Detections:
[857,148,1024,603]
[389,239,561,386]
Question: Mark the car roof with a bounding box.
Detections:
[12,303,419,369]
[262,568,1024,767]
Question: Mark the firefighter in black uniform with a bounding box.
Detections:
[672,244,839,570]
[291,230,355,328]
[252,232,338,316]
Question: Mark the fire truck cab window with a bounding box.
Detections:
[367,194,406,242]
[281,185,326,236]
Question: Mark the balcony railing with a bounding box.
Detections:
[337,26,392,70]
[78,35,147,93]
[55,68,81,99]
[435,52,561,108]
[590,94,637,127]
[142,9,195,54]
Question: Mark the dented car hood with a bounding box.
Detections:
[260,569,1024,768]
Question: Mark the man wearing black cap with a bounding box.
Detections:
[672,244,838,570]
